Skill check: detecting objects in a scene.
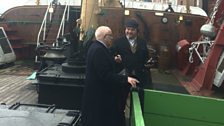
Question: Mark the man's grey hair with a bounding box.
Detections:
[95,26,111,41]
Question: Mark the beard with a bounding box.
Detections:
[126,34,137,40]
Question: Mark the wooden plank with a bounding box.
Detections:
[0,75,38,105]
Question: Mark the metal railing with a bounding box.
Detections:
[36,4,52,47]
[56,3,70,46]
[35,4,51,62]
[35,2,70,62]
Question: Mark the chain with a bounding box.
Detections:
[188,41,214,63]
[187,1,221,63]
[188,44,195,63]
[210,0,222,25]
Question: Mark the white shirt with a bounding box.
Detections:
[127,36,137,47]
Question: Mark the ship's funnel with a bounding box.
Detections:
[200,24,216,38]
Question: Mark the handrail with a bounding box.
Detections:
[36,4,51,46]
[35,2,70,62]
[56,3,69,45]
[35,4,51,62]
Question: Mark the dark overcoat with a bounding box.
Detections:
[111,36,152,113]
[81,41,127,126]
[111,36,151,88]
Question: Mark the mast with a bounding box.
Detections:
[79,0,99,41]
[79,0,121,41]
[186,0,190,13]
[36,0,40,5]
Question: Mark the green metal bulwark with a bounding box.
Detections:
[131,89,224,126]
[131,91,145,126]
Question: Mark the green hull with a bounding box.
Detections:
[131,90,224,126]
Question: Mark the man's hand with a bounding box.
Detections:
[128,77,139,87]
[114,55,122,63]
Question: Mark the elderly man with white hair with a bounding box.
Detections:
[81,26,139,126]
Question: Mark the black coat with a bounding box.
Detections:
[111,36,152,115]
[111,36,151,87]
[82,41,127,126]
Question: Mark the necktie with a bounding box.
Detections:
[129,40,136,53]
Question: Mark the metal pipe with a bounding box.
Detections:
[37,4,51,45]
[186,0,190,13]
[57,4,69,39]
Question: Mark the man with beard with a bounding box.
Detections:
[111,19,152,125]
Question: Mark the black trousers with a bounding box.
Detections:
[118,69,152,126]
